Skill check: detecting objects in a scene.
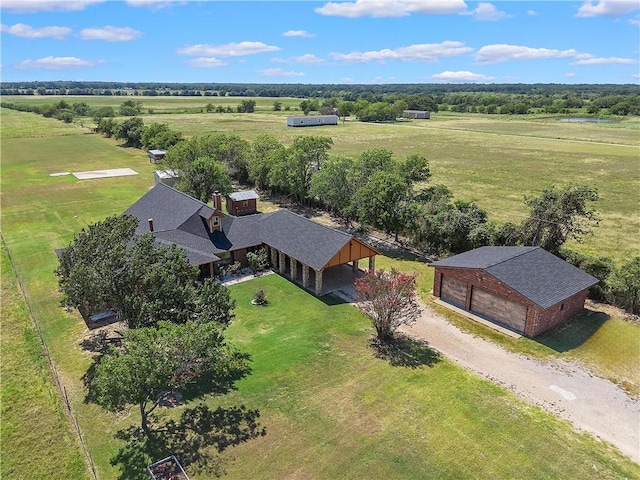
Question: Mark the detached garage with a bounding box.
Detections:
[431,246,598,337]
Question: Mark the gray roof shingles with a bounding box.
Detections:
[228,190,259,201]
[124,184,355,270]
[431,246,598,309]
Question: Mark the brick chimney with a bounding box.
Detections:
[148,218,154,232]
[212,191,222,212]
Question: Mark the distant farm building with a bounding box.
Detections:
[226,190,259,216]
[402,110,430,119]
[147,149,167,163]
[153,169,180,187]
[287,115,339,127]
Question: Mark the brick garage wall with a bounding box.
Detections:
[525,288,589,337]
[433,267,590,338]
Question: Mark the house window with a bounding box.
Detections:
[243,200,248,207]
[211,216,219,231]
[560,303,565,311]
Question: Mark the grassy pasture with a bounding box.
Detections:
[1,245,89,480]
[1,108,639,478]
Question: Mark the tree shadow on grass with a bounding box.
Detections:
[111,404,266,480]
[535,309,609,353]
[371,334,441,368]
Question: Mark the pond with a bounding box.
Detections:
[559,117,613,123]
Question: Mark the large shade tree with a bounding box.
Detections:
[90,321,249,436]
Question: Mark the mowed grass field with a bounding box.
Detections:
[1,107,639,479]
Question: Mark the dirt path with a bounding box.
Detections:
[399,303,640,464]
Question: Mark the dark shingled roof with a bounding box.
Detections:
[431,246,598,309]
[258,210,351,270]
[124,184,361,270]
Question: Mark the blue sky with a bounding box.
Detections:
[1,0,639,84]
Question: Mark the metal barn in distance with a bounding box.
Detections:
[287,115,339,127]
[402,110,430,119]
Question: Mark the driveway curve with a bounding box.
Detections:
[399,304,640,463]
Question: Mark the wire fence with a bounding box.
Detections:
[2,233,99,480]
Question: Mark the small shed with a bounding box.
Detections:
[402,110,430,119]
[153,169,180,187]
[431,246,597,337]
[287,115,339,127]
[148,149,167,163]
[226,190,259,216]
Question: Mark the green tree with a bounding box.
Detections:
[248,134,285,189]
[119,99,143,116]
[177,157,233,203]
[117,117,145,148]
[141,122,183,150]
[309,154,356,219]
[337,101,354,122]
[89,321,249,435]
[246,248,269,273]
[606,257,640,314]
[237,99,256,113]
[354,268,421,343]
[520,185,599,255]
[278,136,333,201]
[396,154,430,185]
[353,171,410,240]
[272,101,282,111]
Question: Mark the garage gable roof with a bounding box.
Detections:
[432,246,598,309]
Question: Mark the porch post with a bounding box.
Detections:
[270,246,278,268]
[279,251,286,274]
[315,268,323,295]
[368,255,376,273]
[209,261,214,278]
[291,258,298,281]
[352,259,359,272]
[302,264,309,288]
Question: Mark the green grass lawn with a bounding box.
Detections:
[1,107,639,479]
[197,275,639,480]
[1,245,90,480]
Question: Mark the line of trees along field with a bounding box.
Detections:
[3,81,640,117]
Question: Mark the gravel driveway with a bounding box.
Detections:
[399,303,640,463]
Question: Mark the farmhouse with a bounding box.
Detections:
[287,115,339,127]
[402,110,430,119]
[124,183,378,295]
[147,149,167,163]
[431,246,597,337]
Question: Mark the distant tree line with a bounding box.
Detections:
[3,82,639,116]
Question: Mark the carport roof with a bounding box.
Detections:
[431,246,598,309]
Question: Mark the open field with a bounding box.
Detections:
[1,109,639,478]
[4,97,637,261]
[1,245,89,480]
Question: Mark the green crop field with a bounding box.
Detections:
[1,106,639,479]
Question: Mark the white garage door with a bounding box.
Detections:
[470,287,527,333]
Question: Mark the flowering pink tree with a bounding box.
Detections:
[354,268,421,343]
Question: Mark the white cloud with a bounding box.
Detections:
[633,73,640,78]
[258,68,304,77]
[342,77,355,83]
[572,56,637,65]
[576,0,639,18]
[177,41,280,57]
[630,15,640,25]
[80,26,142,42]
[283,30,315,38]
[464,3,509,21]
[475,44,587,64]
[1,0,103,13]
[527,9,538,16]
[316,0,467,18]
[371,76,396,83]
[565,72,577,78]
[432,70,495,82]
[0,23,71,39]
[272,54,325,64]
[185,57,228,68]
[330,41,473,63]
[16,56,97,69]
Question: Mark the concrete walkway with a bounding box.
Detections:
[399,303,640,463]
